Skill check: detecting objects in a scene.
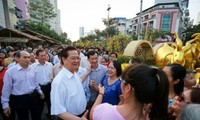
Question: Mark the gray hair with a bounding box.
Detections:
[179,104,200,120]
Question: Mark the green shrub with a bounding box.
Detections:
[117,56,131,63]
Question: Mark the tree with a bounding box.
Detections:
[107,34,130,53]
[66,39,72,45]
[129,34,138,41]
[102,18,119,38]
[102,18,115,27]
[150,29,171,42]
[19,20,68,44]
[79,34,97,42]
[103,26,119,38]
[73,40,96,48]
[182,23,200,41]
[29,0,57,24]
[94,29,106,41]
[61,32,68,39]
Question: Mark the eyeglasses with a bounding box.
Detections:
[175,93,191,105]
[120,78,127,84]
[180,93,191,104]
[120,78,135,91]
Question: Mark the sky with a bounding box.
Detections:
[57,0,200,41]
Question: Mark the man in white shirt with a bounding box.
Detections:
[76,46,85,59]
[2,50,44,120]
[52,52,62,78]
[31,49,53,118]
[51,46,88,120]
[80,47,94,68]
[53,47,63,65]
[53,54,60,65]
[29,52,38,65]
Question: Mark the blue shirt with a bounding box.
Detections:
[101,74,122,105]
[89,64,107,101]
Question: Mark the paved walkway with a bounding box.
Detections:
[0,103,52,120]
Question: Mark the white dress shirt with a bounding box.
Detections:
[1,64,42,109]
[77,67,91,102]
[51,67,87,115]
[53,55,60,65]
[79,52,85,59]
[80,56,91,68]
[31,61,53,85]
[52,62,62,78]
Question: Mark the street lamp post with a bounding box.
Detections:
[107,4,111,27]
[137,0,143,40]
[105,4,111,49]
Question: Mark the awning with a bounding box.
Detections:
[0,37,28,42]
[23,30,63,45]
[0,28,43,42]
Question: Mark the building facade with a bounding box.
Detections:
[0,0,19,29]
[113,3,180,36]
[0,0,30,29]
[155,0,181,4]
[79,27,84,38]
[28,0,62,34]
[49,0,62,34]
[133,2,181,35]
[0,0,6,28]
[113,1,189,40]
[126,18,134,36]
[15,0,29,20]
[56,9,62,34]
[49,0,57,32]
[113,17,127,35]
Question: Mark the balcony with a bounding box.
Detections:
[182,16,190,22]
[184,9,189,16]
[143,18,154,22]
[15,7,23,18]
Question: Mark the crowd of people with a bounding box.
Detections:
[0,44,199,120]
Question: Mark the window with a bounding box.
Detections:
[161,14,171,32]
[144,15,149,20]
[151,14,156,18]
[148,21,153,28]
[135,19,138,24]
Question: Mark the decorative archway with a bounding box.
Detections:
[123,40,153,60]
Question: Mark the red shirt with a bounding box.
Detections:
[0,67,7,96]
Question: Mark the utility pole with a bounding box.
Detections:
[137,0,143,40]
[106,4,111,50]
[107,4,111,27]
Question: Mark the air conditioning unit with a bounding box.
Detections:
[183,16,190,21]
[184,9,189,16]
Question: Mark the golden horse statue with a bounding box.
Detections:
[155,33,200,69]
[155,33,200,85]
[155,33,185,68]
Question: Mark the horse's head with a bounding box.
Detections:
[172,48,185,66]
